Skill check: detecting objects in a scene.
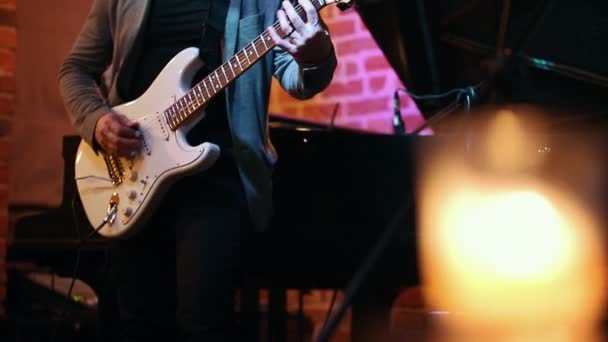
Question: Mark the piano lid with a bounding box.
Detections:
[356,0,608,127]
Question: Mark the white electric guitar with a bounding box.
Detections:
[74,0,355,238]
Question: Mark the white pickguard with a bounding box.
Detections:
[75,48,220,238]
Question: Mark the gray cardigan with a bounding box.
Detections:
[58,0,337,231]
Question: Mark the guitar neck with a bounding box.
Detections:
[164,0,330,131]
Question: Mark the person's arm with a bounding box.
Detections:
[58,0,140,156]
[269,0,337,99]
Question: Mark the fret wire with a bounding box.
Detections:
[205,78,216,97]
[191,91,199,108]
[243,48,251,64]
[198,89,204,101]
[218,68,225,85]
[220,64,228,82]
[163,111,171,127]
[261,34,269,49]
[186,93,194,108]
[169,106,176,126]
[238,51,249,69]
[254,40,263,55]
[251,41,259,57]
[170,108,177,127]
[187,102,196,114]
[172,106,180,126]
[203,79,211,98]
[213,71,221,89]
[196,85,205,102]
[235,54,243,70]
[193,90,201,106]
[262,32,272,49]
[174,102,181,123]
[226,61,235,78]
[230,59,239,75]
[190,90,199,108]
[179,99,187,120]
[257,37,268,52]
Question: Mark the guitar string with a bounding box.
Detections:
[76,2,325,185]
[106,1,319,139]
[162,0,316,128]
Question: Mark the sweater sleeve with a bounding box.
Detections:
[271,32,337,100]
[58,0,114,147]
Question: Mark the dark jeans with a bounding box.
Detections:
[109,149,253,342]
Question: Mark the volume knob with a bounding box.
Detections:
[128,190,137,200]
[123,207,133,217]
[129,171,138,182]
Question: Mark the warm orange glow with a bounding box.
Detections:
[440,189,574,279]
[416,111,607,342]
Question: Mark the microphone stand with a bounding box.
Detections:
[314,196,413,342]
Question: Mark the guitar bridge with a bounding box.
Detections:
[103,154,125,186]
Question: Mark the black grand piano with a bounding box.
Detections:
[6,0,608,341]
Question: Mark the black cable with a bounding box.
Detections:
[314,196,413,342]
[319,289,339,334]
[411,94,464,135]
[328,103,340,131]
[395,82,483,135]
[49,195,108,342]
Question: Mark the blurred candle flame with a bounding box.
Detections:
[417,110,607,342]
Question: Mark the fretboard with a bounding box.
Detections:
[164,0,329,130]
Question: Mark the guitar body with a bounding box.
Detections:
[75,48,220,238]
[73,0,355,238]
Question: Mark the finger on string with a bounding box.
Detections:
[268,26,296,53]
[299,0,319,26]
[276,9,293,37]
[289,31,304,45]
[282,0,306,32]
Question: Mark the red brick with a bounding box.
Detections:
[0,95,13,115]
[320,6,339,20]
[0,212,6,239]
[336,36,377,55]
[0,0,15,9]
[369,75,387,92]
[0,26,15,49]
[367,116,392,133]
[0,187,6,212]
[0,238,5,260]
[365,55,391,72]
[0,74,14,93]
[0,49,15,73]
[340,120,364,130]
[300,103,341,121]
[398,92,412,107]
[323,79,363,98]
[404,113,426,132]
[328,18,356,37]
[334,62,358,78]
[0,139,8,163]
[0,163,6,184]
[345,62,358,76]
[281,106,301,116]
[345,97,390,116]
[0,116,9,136]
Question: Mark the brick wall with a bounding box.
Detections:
[269,6,423,133]
[0,0,14,318]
